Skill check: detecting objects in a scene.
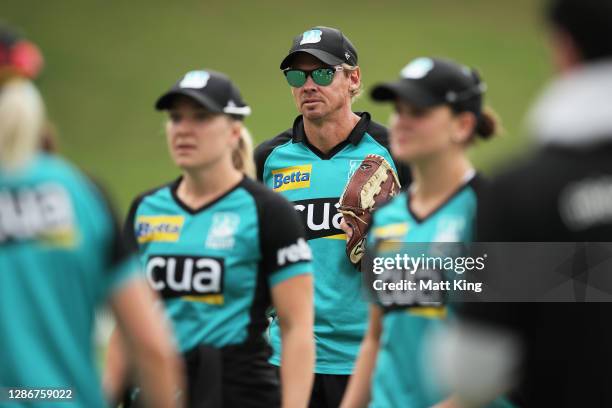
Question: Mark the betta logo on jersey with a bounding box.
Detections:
[293,197,345,240]
[272,165,312,192]
[136,215,184,243]
[145,255,225,304]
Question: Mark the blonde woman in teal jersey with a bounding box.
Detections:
[0,77,182,407]
[340,57,510,408]
[105,70,314,408]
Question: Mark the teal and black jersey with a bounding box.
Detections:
[0,153,138,408]
[255,112,410,374]
[367,173,513,408]
[124,176,311,353]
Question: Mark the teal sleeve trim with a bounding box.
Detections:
[108,255,141,294]
[269,261,311,287]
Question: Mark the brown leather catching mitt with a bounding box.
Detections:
[338,154,401,265]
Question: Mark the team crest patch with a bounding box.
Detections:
[348,160,362,179]
[180,70,210,89]
[432,216,466,242]
[300,29,322,45]
[272,165,312,192]
[206,212,240,249]
[136,215,184,243]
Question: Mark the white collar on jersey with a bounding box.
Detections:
[528,59,612,147]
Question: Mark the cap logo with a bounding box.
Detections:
[300,29,322,45]
[179,70,210,89]
[344,52,351,60]
[400,58,434,79]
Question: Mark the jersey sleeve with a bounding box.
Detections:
[254,142,269,182]
[87,179,140,293]
[123,194,143,253]
[259,192,312,287]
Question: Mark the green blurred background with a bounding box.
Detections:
[4,0,550,214]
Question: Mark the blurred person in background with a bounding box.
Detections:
[0,24,57,153]
[0,33,182,408]
[444,0,612,407]
[338,57,511,408]
[255,26,411,407]
[106,69,314,408]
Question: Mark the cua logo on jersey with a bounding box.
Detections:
[272,165,312,192]
[293,197,345,240]
[146,255,225,304]
[0,184,77,246]
[136,215,184,243]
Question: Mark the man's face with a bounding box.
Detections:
[288,53,356,121]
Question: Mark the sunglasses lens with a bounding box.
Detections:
[312,68,335,86]
[285,70,306,87]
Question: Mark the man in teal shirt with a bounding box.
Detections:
[255,26,410,406]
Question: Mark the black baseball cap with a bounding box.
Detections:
[371,57,486,116]
[279,26,358,70]
[155,70,251,118]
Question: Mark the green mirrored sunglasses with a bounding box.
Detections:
[283,66,344,87]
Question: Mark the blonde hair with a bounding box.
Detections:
[342,63,362,102]
[0,79,45,170]
[232,123,256,178]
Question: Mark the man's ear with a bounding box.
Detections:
[349,66,361,92]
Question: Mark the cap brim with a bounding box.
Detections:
[280,49,345,69]
[370,80,443,108]
[155,89,223,112]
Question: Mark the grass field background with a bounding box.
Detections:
[4,0,550,214]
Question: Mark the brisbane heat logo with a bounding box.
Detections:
[272,165,312,192]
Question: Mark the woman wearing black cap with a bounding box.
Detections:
[339,57,510,408]
[104,70,315,408]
